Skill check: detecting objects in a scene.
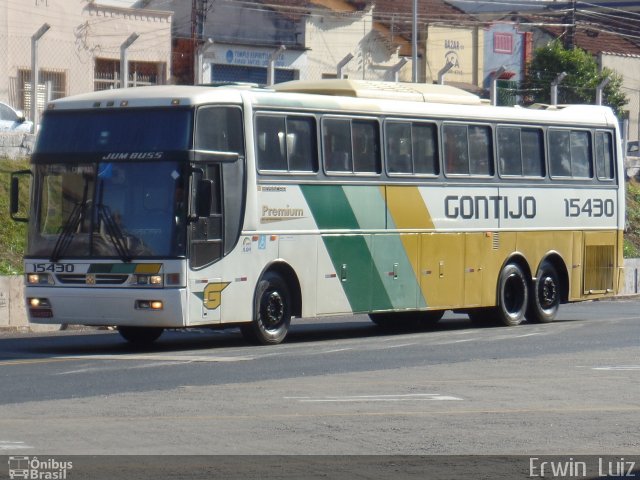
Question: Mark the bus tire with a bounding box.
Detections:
[468,308,494,326]
[369,313,396,329]
[495,263,528,326]
[527,261,560,323]
[117,326,164,345]
[242,272,291,345]
[420,310,444,324]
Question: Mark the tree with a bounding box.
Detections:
[524,40,627,117]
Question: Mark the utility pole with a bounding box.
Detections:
[565,0,576,49]
[192,0,209,84]
[412,0,418,82]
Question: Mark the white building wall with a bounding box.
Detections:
[303,6,409,82]
[600,53,640,143]
[0,0,172,110]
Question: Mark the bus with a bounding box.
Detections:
[10,79,625,345]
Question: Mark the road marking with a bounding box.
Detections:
[592,365,640,371]
[513,332,546,338]
[320,348,353,354]
[0,358,75,367]
[56,354,254,363]
[284,393,463,402]
[0,441,33,451]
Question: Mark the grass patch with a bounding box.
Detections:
[0,156,29,274]
[625,179,640,258]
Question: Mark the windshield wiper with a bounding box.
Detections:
[97,204,132,263]
[50,178,91,263]
[49,200,86,262]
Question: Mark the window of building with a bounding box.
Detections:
[17,69,66,117]
[493,32,514,54]
[94,59,165,90]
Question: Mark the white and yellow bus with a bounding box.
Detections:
[11,79,625,345]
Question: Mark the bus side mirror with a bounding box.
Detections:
[195,179,212,218]
[10,170,31,222]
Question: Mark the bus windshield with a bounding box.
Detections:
[28,160,188,260]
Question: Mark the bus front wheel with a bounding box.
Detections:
[117,326,164,345]
[495,263,528,326]
[241,272,291,345]
[527,261,560,323]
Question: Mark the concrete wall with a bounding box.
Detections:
[0,276,28,330]
[0,133,36,159]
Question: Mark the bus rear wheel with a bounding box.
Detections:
[117,326,164,345]
[495,263,528,326]
[241,272,291,345]
[527,261,560,323]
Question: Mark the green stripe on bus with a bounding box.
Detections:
[300,184,393,312]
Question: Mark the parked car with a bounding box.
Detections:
[0,101,33,132]
[628,141,639,157]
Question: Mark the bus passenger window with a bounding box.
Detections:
[498,127,522,176]
[570,131,592,178]
[521,128,545,177]
[386,122,412,174]
[469,125,493,176]
[352,120,380,174]
[549,130,572,177]
[443,124,469,175]
[286,116,318,172]
[323,118,352,172]
[413,123,438,175]
[596,131,614,180]
[256,115,287,171]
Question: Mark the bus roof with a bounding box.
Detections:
[46,85,245,110]
[45,81,619,129]
[272,79,484,105]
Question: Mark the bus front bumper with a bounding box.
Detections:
[25,286,188,328]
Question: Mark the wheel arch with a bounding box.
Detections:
[257,261,302,318]
[536,252,570,303]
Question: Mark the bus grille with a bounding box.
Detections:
[56,274,129,285]
[583,245,614,293]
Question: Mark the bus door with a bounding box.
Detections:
[188,105,245,326]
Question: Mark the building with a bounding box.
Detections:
[0,0,172,122]
[154,0,410,85]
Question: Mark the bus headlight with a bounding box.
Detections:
[135,300,163,310]
[27,297,53,318]
[27,274,52,285]
[134,274,163,286]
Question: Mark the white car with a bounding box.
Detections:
[0,101,33,132]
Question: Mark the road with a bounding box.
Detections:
[0,299,638,466]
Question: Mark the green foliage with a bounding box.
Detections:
[0,157,29,274]
[625,180,640,258]
[525,40,627,117]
